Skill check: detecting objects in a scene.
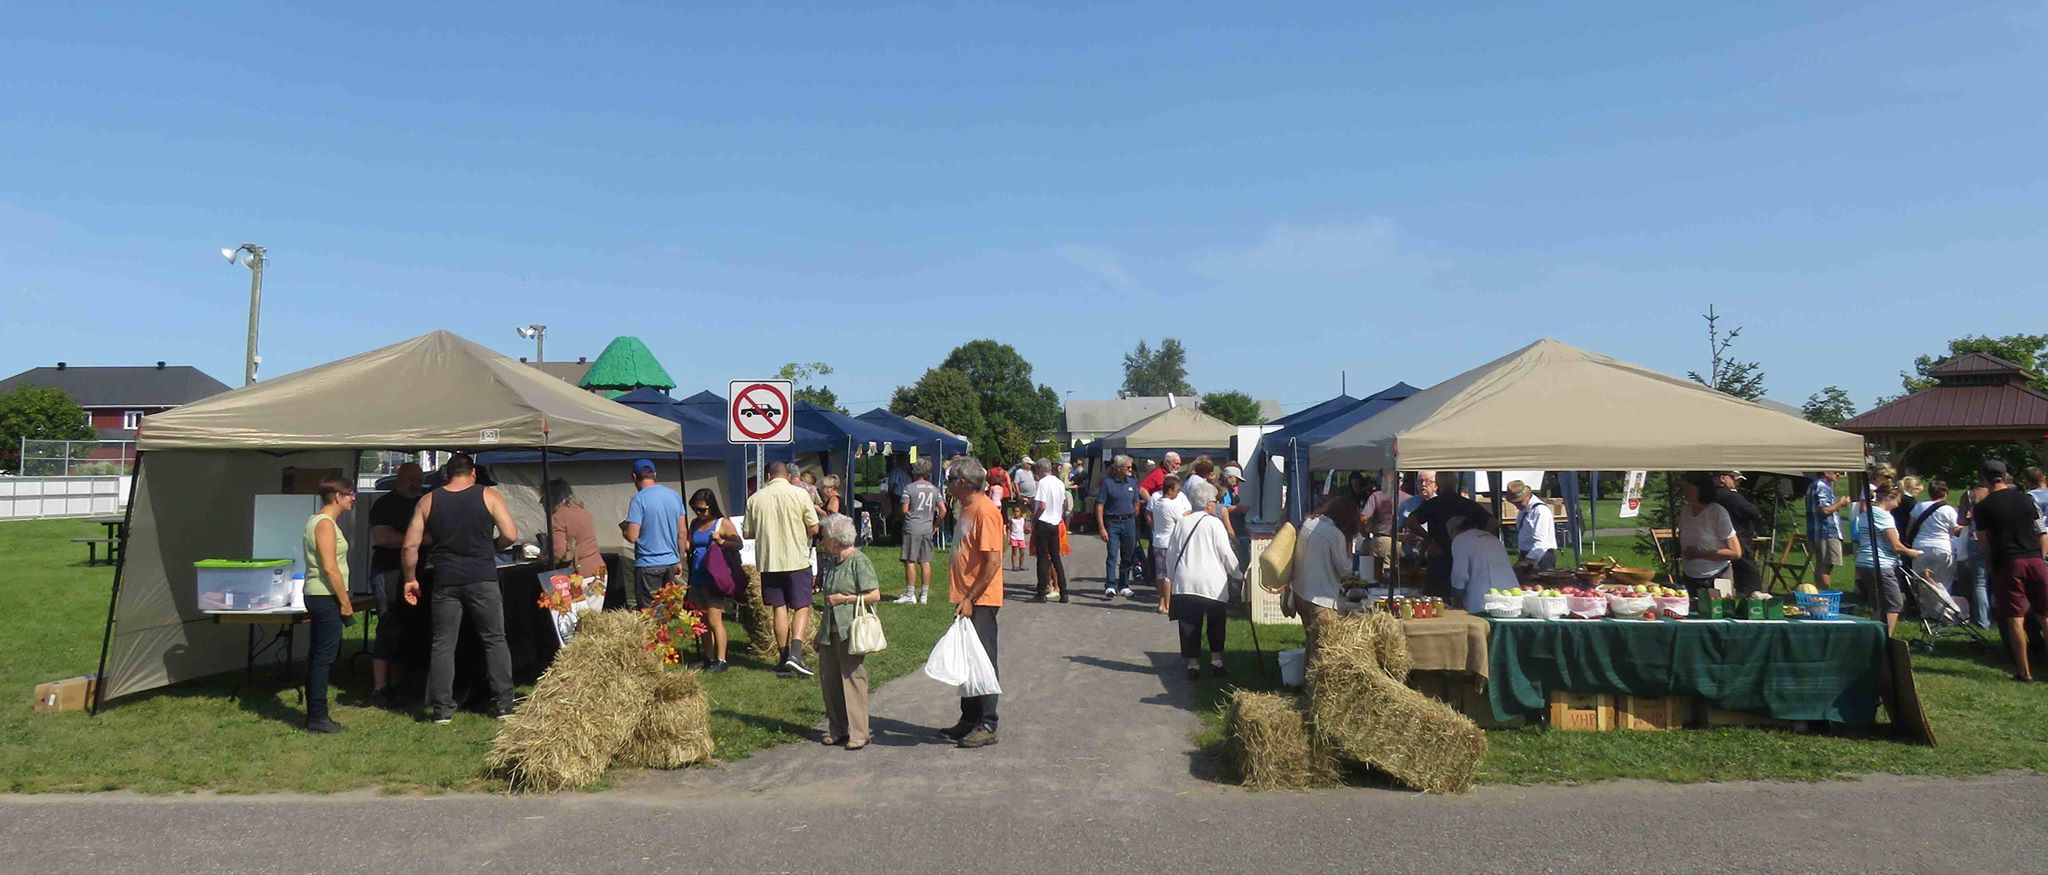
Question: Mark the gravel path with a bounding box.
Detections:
[5,538,2043,873]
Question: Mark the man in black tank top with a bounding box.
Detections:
[402,453,521,723]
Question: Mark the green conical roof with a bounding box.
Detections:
[578,336,676,391]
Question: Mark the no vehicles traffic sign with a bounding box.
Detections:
[728,380,794,444]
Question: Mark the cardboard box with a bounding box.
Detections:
[1547,690,1615,731]
[32,675,100,712]
[1618,694,1691,730]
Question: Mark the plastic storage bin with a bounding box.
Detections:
[195,559,297,612]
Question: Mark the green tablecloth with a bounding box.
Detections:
[1485,617,1888,728]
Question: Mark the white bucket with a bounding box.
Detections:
[1278,648,1307,687]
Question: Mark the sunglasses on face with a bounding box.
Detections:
[691,505,711,514]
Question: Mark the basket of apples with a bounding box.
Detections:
[1604,586,1660,619]
[1563,586,1609,619]
[1650,586,1690,619]
[1518,584,1569,619]
[1483,589,1526,618]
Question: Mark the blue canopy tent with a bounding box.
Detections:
[855,408,970,460]
[1268,382,1422,524]
[1267,393,1360,429]
[675,389,836,463]
[796,402,920,507]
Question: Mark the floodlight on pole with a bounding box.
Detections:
[221,243,267,386]
[516,323,547,362]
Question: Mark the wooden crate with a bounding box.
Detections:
[1617,695,1691,730]
[1547,690,1614,731]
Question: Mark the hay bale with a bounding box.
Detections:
[738,564,779,662]
[1310,611,1411,685]
[617,669,716,769]
[486,610,663,793]
[1226,690,1337,790]
[1305,610,1484,794]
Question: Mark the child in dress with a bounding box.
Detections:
[1006,503,1030,571]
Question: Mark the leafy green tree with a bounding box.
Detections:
[1901,333,2048,394]
[891,368,987,454]
[776,361,844,413]
[0,385,93,473]
[1121,338,1195,398]
[924,340,1061,459]
[1801,386,1858,427]
[1200,390,1266,425]
[1685,306,1766,401]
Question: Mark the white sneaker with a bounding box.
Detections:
[894,591,918,604]
[917,590,929,604]
[1118,587,1135,598]
[1104,587,1117,600]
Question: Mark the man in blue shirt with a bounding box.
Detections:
[1095,455,1142,599]
[1806,471,1851,591]
[621,459,686,610]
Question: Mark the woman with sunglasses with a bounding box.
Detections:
[687,488,743,671]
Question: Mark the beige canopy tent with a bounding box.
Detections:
[1309,338,1865,472]
[1092,404,1237,455]
[95,330,683,707]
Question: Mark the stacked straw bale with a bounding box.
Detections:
[617,668,716,769]
[739,564,780,662]
[1302,612,1485,795]
[486,611,664,793]
[1226,690,1338,790]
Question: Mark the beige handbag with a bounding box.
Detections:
[847,595,888,655]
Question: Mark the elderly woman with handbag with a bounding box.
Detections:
[815,513,883,749]
[1159,477,1244,681]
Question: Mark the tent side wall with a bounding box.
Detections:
[492,457,734,555]
[103,449,358,703]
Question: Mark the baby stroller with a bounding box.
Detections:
[1910,569,1989,654]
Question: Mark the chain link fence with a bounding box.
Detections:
[16,439,136,476]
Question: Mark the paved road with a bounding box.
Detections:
[5,538,2044,873]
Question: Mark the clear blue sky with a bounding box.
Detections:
[3,2,2042,414]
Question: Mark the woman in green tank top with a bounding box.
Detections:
[302,476,357,734]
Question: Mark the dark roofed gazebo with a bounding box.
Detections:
[1839,352,2048,458]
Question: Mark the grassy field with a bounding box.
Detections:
[0,519,956,793]
[1191,600,2048,787]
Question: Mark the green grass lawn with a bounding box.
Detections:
[1192,602,2048,787]
[0,519,956,793]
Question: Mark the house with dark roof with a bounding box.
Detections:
[0,361,231,442]
[523,356,593,387]
[1839,352,2048,455]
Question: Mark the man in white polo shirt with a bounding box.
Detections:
[1031,457,1069,603]
[1510,481,1557,572]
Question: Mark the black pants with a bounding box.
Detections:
[1171,594,1227,659]
[1033,520,1067,599]
[305,595,344,723]
[958,605,1000,731]
[631,567,674,611]
[429,579,514,715]
[1730,555,1763,595]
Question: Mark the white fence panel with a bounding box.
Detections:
[0,475,129,520]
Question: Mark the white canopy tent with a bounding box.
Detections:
[95,331,683,707]
[1309,339,1865,473]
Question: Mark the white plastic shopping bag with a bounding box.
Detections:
[923,617,1001,697]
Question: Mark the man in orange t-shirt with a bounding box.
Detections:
[945,457,1006,749]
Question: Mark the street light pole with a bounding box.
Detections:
[516,324,548,362]
[222,244,267,386]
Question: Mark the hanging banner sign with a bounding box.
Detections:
[1619,470,1647,519]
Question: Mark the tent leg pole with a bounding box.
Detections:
[540,450,554,567]
[1386,460,1400,611]
[90,450,145,715]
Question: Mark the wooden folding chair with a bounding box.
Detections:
[1764,534,1811,592]
[1648,528,1679,578]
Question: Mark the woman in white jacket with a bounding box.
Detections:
[1160,478,1243,681]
